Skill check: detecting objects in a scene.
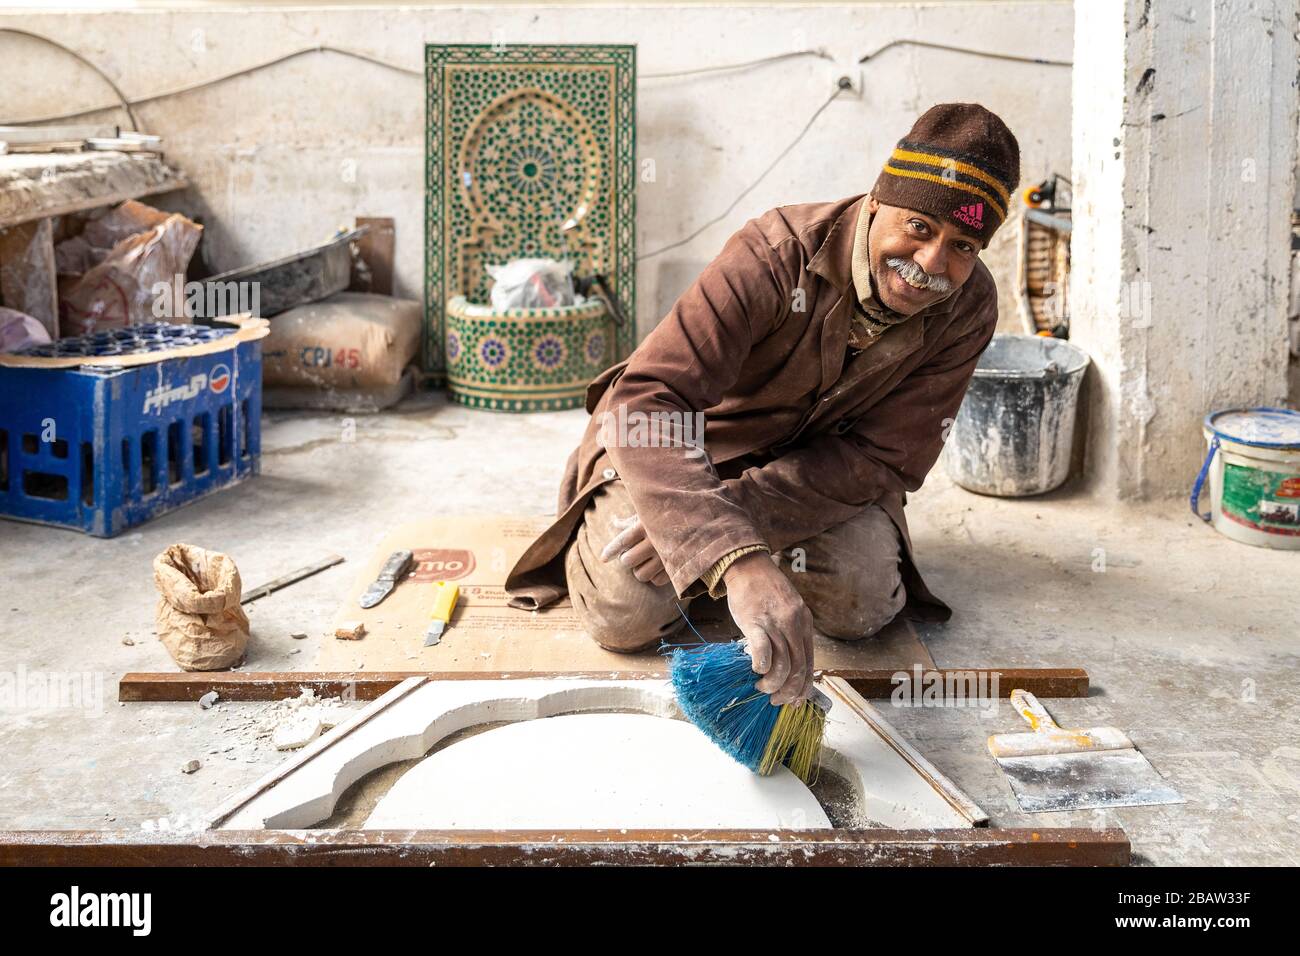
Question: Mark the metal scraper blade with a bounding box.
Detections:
[997,749,1184,813]
[358,581,393,609]
[359,550,414,609]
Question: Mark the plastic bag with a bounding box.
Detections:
[0,306,52,352]
[487,258,578,310]
[81,200,174,250]
[153,543,251,672]
[0,218,58,334]
[56,204,202,334]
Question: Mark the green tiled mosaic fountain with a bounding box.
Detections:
[425,44,636,411]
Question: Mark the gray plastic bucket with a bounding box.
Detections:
[941,334,1090,496]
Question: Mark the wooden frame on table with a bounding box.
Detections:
[0,827,1129,866]
[3,673,1125,866]
[117,667,1090,703]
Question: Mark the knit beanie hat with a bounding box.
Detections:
[872,103,1020,245]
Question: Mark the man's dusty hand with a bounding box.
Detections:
[723,552,814,705]
[599,513,671,588]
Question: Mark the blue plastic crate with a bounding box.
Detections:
[0,326,261,537]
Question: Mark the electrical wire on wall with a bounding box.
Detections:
[859,38,1072,68]
[637,77,851,262]
[0,27,142,130]
[0,28,1072,257]
[640,49,832,80]
[0,36,424,126]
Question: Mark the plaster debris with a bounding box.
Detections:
[188,687,356,769]
[291,632,308,640]
[121,638,135,646]
[335,621,366,640]
[273,713,325,751]
[287,689,318,710]
[198,691,219,710]
[209,688,357,756]
[180,759,201,774]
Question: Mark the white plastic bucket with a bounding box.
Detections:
[1191,407,1300,550]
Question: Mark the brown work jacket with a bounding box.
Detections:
[504,193,998,621]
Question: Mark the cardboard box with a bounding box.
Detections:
[317,515,933,674]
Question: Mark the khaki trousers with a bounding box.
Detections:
[564,480,906,653]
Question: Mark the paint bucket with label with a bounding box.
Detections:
[1190,407,1300,550]
[942,334,1090,496]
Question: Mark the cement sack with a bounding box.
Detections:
[153,543,251,672]
[261,292,421,389]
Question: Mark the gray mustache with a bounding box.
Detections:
[886,256,953,293]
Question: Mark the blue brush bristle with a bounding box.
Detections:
[669,639,781,773]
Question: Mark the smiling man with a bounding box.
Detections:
[506,103,1020,707]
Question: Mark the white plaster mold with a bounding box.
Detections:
[205,676,986,832]
[365,712,834,830]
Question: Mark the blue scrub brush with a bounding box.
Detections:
[669,637,830,785]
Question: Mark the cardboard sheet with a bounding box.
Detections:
[317,515,934,674]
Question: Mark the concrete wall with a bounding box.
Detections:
[0,2,1074,339]
[1070,0,1298,500]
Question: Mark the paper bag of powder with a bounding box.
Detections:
[153,543,251,671]
[260,292,421,388]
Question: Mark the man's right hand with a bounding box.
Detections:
[722,552,815,706]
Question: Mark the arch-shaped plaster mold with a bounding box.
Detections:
[206,678,986,831]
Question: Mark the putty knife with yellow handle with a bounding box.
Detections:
[987,689,1183,813]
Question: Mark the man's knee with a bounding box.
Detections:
[584,620,663,654]
[564,523,681,653]
[570,584,681,653]
[810,573,905,640]
[790,505,907,640]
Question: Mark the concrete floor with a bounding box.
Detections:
[2,392,1298,864]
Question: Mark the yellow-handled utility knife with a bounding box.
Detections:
[423,581,459,646]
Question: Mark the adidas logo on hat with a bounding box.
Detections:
[953,202,985,229]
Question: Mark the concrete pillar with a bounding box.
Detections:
[1070,0,1298,499]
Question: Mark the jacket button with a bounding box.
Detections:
[602,468,617,480]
